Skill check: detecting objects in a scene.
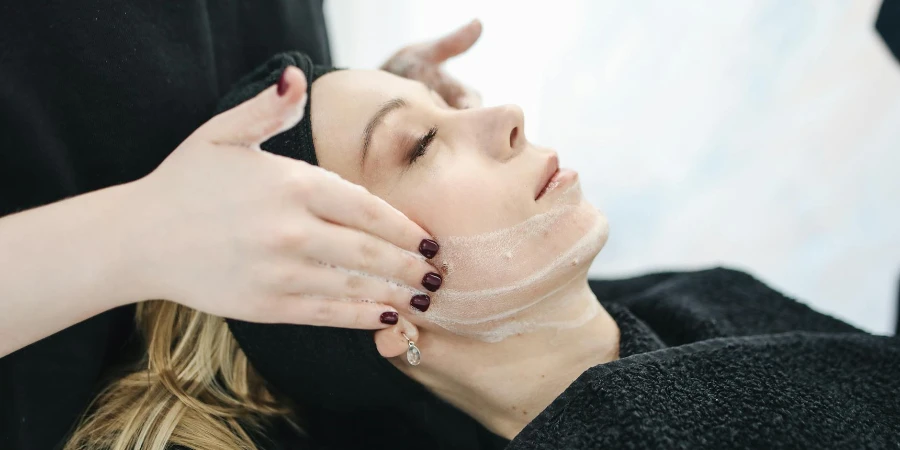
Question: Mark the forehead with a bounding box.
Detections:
[310,69,417,182]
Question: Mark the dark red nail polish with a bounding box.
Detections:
[410,294,431,312]
[380,311,398,325]
[421,273,442,292]
[277,69,290,96]
[419,239,439,259]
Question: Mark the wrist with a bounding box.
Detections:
[62,179,162,311]
[0,181,152,325]
[94,179,163,307]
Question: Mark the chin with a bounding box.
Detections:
[537,198,609,283]
[570,201,609,270]
[423,196,609,343]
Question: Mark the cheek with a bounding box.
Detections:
[396,163,521,238]
[389,177,473,237]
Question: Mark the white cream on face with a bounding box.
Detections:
[418,184,609,342]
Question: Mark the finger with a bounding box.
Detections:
[430,71,470,109]
[301,219,440,294]
[274,296,400,330]
[194,66,308,147]
[289,263,431,314]
[457,89,483,109]
[423,19,483,63]
[303,169,441,262]
[409,67,478,110]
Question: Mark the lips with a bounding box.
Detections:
[535,153,560,200]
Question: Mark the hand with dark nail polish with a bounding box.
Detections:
[422,273,443,292]
[380,311,399,325]
[419,239,440,259]
[411,294,431,312]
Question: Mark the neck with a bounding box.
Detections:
[412,276,620,440]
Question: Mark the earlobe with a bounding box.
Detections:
[374,319,419,359]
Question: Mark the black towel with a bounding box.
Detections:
[258,268,898,449]
[508,268,900,450]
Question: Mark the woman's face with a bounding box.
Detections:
[310,69,608,339]
[313,69,566,236]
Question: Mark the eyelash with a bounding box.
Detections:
[409,126,438,164]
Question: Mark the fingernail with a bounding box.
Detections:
[410,294,431,312]
[277,69,290,96]
[380,311,399,325]
[422,273,443,292]
[419,239,439,259]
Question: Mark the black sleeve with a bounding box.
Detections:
[877,0,900,64]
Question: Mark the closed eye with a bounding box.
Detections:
[408,126,438,164]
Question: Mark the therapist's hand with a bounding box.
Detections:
[381,19,483,109]
[127,66,441,329]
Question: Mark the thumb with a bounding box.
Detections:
[424,19,483,63]
[194,66,309,147]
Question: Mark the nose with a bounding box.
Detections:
[481,104,526,160]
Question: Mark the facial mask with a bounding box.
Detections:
[418,183,609,343]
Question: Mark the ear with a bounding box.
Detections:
[374,317,420,359]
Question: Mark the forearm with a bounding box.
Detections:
[0,182,143,357]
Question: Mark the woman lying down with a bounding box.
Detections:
[66,53,900,450]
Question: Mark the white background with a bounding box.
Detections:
[325,0,900,334]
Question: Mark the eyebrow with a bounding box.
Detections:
[361,97,407,167]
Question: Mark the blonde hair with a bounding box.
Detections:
[65,301,294,450]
